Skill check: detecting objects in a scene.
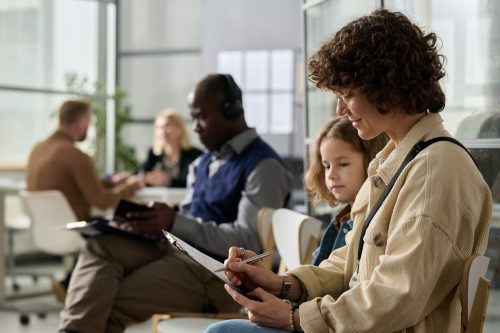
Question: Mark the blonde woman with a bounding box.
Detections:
[140,109,202,187]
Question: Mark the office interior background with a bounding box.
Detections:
[0,0,498,331]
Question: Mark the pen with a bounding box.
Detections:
[214,251,273,272]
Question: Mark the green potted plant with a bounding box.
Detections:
[65,73,139,173]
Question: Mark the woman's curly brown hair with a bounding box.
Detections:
[304,117,388,207]
[308,9,446,114]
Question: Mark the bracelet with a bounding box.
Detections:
[289,307,296,333]
[284,299,299,332]
[278,274,292,299]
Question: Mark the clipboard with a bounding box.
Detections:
[65,218,161,242]
[162,230,250,295]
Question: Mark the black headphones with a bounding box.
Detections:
[220,74,244,120]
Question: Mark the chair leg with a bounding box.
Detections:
[7,229,20,291]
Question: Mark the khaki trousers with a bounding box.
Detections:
[59,234,239,333]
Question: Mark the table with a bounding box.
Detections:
[132,187,188,207]
[0,178,25,305]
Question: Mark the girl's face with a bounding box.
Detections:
[335,88,391,140]
[320,137,367,205]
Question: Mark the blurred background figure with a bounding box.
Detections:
[139,108,202,187]
[26,99,143,302]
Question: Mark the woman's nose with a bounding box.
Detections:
[336,100,349,116]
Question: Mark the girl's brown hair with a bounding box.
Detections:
[304,117,388,206]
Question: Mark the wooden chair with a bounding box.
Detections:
[461,255,491,333]
[152,207,276,333]
[272,208,322,273]
[152,312,247,333]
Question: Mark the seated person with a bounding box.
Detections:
[27,99,143,222]
[26,99,142,301]
[304,117,387,265]
[58,73,292,333]
[140,108,202,187]
[204,9,491,333]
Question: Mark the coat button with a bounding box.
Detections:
[373,176,385,189]
[373,234,385,247]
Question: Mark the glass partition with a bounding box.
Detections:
[385,0,500,141]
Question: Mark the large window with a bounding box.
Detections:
[217,49,297,134]
[0,0,115,171]
[117,0,202,165]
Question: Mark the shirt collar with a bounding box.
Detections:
[351,113,445,216]
[335,204,352,228]
[212,128,258,160]
[53,130,74,143]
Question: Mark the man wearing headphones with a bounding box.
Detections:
[59,74,292,333]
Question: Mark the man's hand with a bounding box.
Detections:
[119,202,176,236]
[110,171,132,185]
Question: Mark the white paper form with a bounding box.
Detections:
[162,230,249,294]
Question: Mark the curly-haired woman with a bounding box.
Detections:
[203,9,491,333]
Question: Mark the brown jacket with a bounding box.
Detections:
[26,131,138,220]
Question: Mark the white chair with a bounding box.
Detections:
[461,255,491,333]
[19,190,84,255]
[7,190,84,325]
[256,207,276,270]
[152,207,277,333]
[272,208,322,272]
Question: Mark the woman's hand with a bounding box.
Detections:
[225,286,292,330]
[144,169,170,186]
[223,247,283,296]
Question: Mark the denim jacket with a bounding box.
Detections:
[311,205,353,266]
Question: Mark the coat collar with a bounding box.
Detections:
[351,113,446,215]
[372,113,445,184]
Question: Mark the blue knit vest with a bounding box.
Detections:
[187,137,283,224]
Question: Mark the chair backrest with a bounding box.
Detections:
[272,208,322,271]
[5,194,31,230]
[461,254,491,333]
[19,190,84,255]
[256,207,276,270]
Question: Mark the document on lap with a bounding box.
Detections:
[162,230,251,295]
[64,199,159,242]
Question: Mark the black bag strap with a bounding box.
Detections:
[357,136,475,261]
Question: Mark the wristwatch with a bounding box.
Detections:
[278,274,292,299]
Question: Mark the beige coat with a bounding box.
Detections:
[290,114,492,333]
